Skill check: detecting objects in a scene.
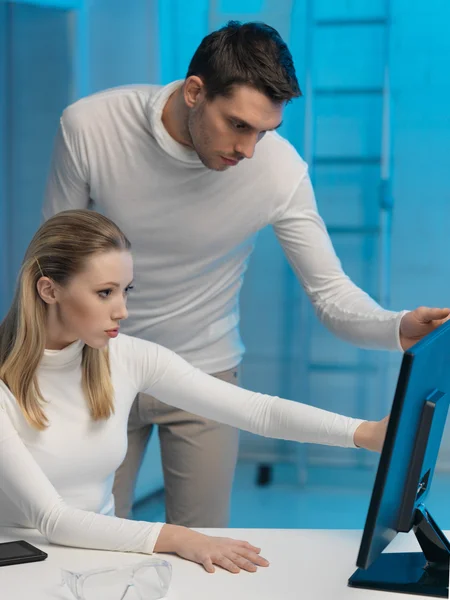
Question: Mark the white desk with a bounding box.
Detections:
[0,527,446,599]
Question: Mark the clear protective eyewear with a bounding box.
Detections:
[61,557,172,600]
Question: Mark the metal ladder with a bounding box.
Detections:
[294,0,394,480]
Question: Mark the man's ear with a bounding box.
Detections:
[184,76,206,108]
[36,277,58,305]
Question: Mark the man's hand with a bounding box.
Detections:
[400,307,450,351]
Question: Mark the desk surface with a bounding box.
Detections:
[0,527,446,599]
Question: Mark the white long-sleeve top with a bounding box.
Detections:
[0,334,364,553]
[43,81,406,373]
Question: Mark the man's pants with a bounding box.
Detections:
[112,367,240,527]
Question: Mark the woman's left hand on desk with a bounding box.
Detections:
[155,525,270,574]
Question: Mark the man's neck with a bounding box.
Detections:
[161,84,193,149]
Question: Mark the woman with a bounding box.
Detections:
[0,210,387,574]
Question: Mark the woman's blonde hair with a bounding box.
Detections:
[0,209,131,430]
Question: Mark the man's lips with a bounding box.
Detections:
[221,156,239,166]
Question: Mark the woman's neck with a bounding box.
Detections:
[45,311,78,350]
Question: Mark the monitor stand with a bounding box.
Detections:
[348,505,450,598]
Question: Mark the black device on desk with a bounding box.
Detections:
[348,319,450,598]
[0,540,47,567]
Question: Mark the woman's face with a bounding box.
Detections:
[39,250,134,350]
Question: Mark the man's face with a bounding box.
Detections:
[186,83,285,171]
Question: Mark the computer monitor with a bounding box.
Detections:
[348,319,450,598]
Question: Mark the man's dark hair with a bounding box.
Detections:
[186,21,301,103]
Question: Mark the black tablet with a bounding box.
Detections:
[0,540,48,567]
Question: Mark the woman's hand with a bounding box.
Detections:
[354,416,390,452]
[155,525,269,573]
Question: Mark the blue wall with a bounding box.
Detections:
[390,0,450,311]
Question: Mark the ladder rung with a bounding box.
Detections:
[314,156,381,166]
[315,87,383,96]
[327,225,381,235]
[308,363,379,373]
[315,17,387,27]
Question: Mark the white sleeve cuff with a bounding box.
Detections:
[143,522,166,554]
[347,418,366,448]
[394,310,410,352]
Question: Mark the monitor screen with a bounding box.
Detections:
[349,320,450,598]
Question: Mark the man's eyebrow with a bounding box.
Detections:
[231,117,283,131]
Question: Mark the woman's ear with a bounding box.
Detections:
[36,277,58,305]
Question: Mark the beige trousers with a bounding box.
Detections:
[112,367,240,527]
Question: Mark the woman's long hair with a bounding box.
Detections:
[0,209,131,430]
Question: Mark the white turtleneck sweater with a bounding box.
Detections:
[43,81,406,374]
[0,334,364,554]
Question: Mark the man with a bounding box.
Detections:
[43,21,449,528]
